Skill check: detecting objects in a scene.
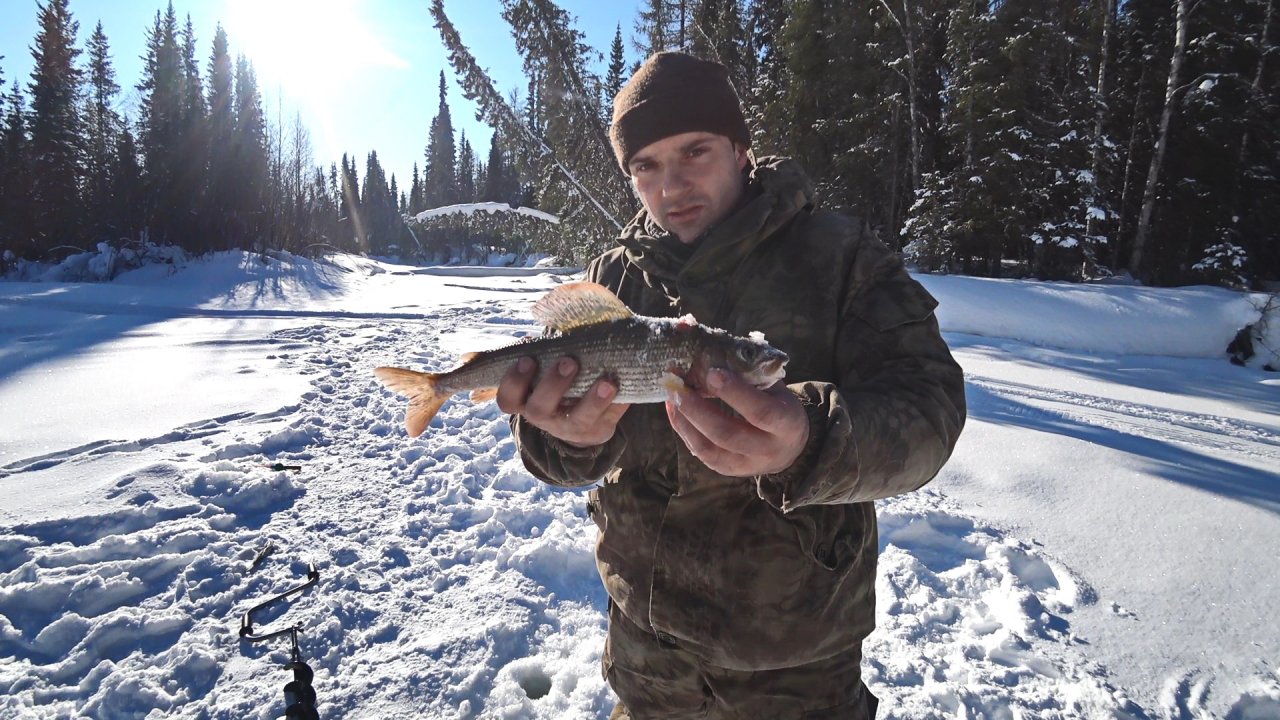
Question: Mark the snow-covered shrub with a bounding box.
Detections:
[2,240,188,282]
[1193,241,1249,289]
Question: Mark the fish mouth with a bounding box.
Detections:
[763,356,787,379]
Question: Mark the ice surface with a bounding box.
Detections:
[0,250,1276,718]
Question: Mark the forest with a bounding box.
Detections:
[1,0,1276,288]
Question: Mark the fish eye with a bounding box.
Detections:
[735,345,757,363]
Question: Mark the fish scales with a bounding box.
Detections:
[439,318,705,403]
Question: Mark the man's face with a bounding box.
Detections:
[628,131,749,245]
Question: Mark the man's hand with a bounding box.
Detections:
[666,368,810,477]
[496,356,630,448]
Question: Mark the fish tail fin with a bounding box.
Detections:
[373,366,446,437]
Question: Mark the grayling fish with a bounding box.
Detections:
[373,281,789,437]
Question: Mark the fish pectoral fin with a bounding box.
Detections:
[659,371,688,395]
[469,387,498,403]
[531,281,633,332]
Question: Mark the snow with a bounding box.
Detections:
[413,202,561,225]
[1,250,1277,719]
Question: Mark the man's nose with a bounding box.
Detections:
[661,164,692,196]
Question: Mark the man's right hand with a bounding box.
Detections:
[496,355,630,448]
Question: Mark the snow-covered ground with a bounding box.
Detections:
[1,251,1277,719]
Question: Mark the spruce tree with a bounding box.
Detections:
[424,71,458,209]
[206,25,235,250]
[635,0,672,55]
[606,24,627,103]
[84,22,120,243]
[111,120,144,242]
[2,82,33,253]
[0,63,7,249]
[457,130,477,203]
[233,54,270,251]
[138,4,186,244]
[337,154,362,252]
[361,150,395,254]
[178,15,209,250]
[410,162,424,213]
[744,0,791,151]
[714,0,749,98]
[28,0,84,257]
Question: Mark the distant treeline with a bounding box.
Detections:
[2,0,1277,287]
[0,0,530,269]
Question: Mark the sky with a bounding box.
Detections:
[0,248,1277,717]
[0,0,640,194]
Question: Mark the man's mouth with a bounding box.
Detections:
[666,205,703,224]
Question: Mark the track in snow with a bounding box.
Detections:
[5,298,1274,718]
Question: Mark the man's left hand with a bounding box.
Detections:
[665,368,810,477]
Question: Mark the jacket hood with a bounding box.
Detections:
[616,156,815,288]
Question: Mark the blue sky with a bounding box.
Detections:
[0,0,640,192]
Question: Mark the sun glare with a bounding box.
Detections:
[224,0,409,106]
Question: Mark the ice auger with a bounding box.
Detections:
[240,563,321,719]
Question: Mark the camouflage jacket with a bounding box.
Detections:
[511,156,966,671]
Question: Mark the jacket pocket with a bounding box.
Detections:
[848,273,939,333]
[586,487,605,532]
[790,502,862,572]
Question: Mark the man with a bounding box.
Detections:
[496,52,966,719]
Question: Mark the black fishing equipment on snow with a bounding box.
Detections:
[240,563,322,719]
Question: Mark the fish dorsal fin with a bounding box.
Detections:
[532,281,633,332]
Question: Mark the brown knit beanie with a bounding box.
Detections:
[609,52,751,173]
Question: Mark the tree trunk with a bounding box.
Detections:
[1085,0,1116,243]
[877,0,923,188]
[1232,0,1274,207]
[1130,0,1194,277]
[1115,61,1149,270]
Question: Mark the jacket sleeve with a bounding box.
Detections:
[508,256,628,489]
[509,415,626,488]
[756,234,966,512]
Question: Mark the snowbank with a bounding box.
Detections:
[1,252,1276,719]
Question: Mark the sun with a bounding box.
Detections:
[223,0,409,107]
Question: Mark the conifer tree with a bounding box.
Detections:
[457,130,477,203]
[338,154,363,252]
[206,25,235,250]
[233,54,270,251]
[714,0,749,97]
[27,0,83,257]
[606,24,627,103]
[111,119,144,241]
[744,0,791,151]
[410,162,424,213]
[481,128,517,204]
[178,15,209,249]
[499,0,635,257]
[424,71,458,209]
[431,0,625,262]
[635,0,672,55]
[2,82,33,251]
[361,150,396,254]
[84,21,120,242]
[138,4,186,244]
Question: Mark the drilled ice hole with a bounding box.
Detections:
[517,666,553,700]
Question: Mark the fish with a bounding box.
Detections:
[373,281,790,437]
